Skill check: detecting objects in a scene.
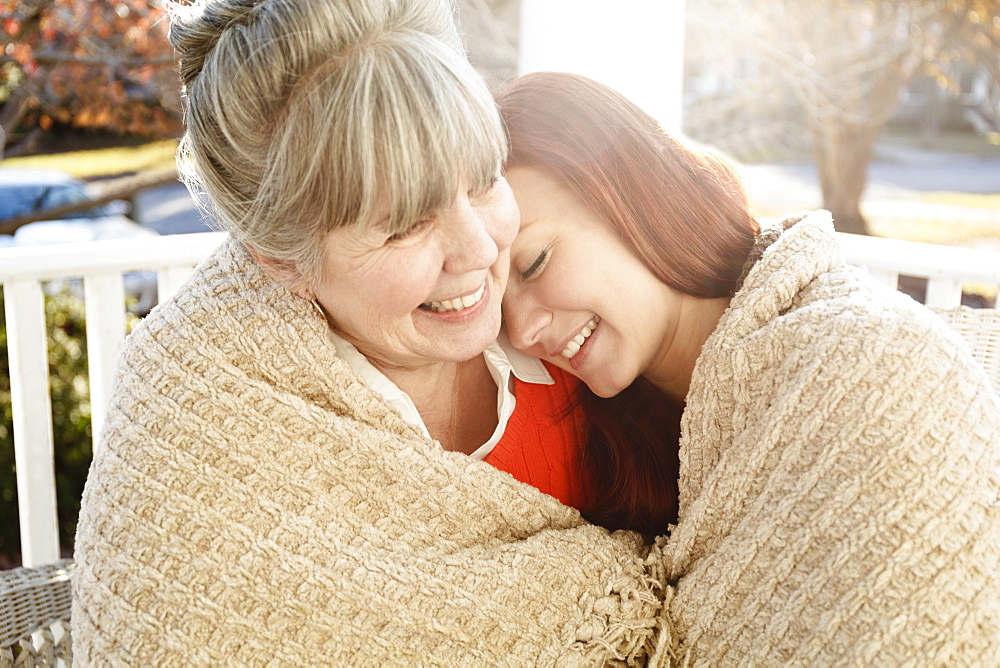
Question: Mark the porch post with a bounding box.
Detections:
[517,0,686,132]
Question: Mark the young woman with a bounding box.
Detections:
[498,71,1000,665]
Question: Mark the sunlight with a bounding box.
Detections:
[518,0,686,132]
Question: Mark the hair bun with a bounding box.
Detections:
[169,0,264,87]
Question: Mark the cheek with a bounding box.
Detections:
[536,261,579,309]
[494,246,511,292]
[323,259,438,317]
[383,259,442,308]
[490,191,520,252]
[500,272,521,314]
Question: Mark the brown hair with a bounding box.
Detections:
[498,72,758,534]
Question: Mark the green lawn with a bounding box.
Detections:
[919,191,1000,210]
[1,139,178,179]
[867,215,1000,246]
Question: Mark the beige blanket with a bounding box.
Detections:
[663,211,1000,665]
[72,239,674,665]
[73,212,998,666]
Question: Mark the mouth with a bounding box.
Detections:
[419,282,487,313]
[560,316,600,359]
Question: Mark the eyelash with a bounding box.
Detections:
[520,248,550,280]
[472,175,500,197]
[387,217,432,242]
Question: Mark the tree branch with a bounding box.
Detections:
[0,167,179,236]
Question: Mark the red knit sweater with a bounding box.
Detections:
[485,362,591,511]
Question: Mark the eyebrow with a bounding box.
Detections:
[517,216,538,231]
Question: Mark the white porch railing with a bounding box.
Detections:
[1,231,999,568]
[836,234,1000,307]
[1,232,226,567]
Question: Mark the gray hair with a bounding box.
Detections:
[168,0,507,281]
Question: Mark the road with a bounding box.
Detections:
[737,142,1000,216]
[132,182,216,235]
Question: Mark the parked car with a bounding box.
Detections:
[0,168,159,313]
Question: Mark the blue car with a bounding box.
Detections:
[0,168,160,313]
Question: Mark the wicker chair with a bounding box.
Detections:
[932,306,1000,394]
[0,560,73,668]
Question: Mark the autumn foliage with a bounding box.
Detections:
[1,0,183,153]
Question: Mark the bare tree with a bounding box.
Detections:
[688,0,1000,235]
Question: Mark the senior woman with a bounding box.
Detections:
[70,0,674,664]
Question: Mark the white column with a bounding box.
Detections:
[83,273,127,454]
[5,279,61,566]
[518,0,686,132]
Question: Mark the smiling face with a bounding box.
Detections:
[502,165,690,398]
[311,172,519,372]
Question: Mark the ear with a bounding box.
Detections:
[244,243,313,299]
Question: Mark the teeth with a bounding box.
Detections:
[422,283,486,313]
[561,316,600,359]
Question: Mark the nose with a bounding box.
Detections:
[502,282,551,351]
[442,195,499,275]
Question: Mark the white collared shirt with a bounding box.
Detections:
[328,330,554,460]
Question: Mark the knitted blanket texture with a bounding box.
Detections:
[71,239,673,665]
[663,211,1000,665]
[72,211,1000,666]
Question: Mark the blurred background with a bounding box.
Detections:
[0,0,998,565]
[1,0,997,242]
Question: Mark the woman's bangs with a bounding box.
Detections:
[375,44,506,236]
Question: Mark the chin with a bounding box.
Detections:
[586,383,620,399]
[583,374,629,399]
[455,338,497,362]
[453,317,502,360]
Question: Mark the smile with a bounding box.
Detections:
[561,316,600,359]
[420,283,486,313]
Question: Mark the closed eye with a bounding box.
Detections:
[520,248,550,280]
[387,216,432,243]
[470,174,500,198]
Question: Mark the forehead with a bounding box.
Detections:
[506,164,623,255]
[505,165,551,209]
[506,165,575,226]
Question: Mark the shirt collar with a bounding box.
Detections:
[326,329,553,459]
[492,328,555,385]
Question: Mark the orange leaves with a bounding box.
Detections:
[7,42,33,65]
[133,64,154,85]
[71,107,93,127]
[106,80,127,105]
[71,106,113,129]
[4,0,181,142]
[94,20,113,40]
[6,42,38,75]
